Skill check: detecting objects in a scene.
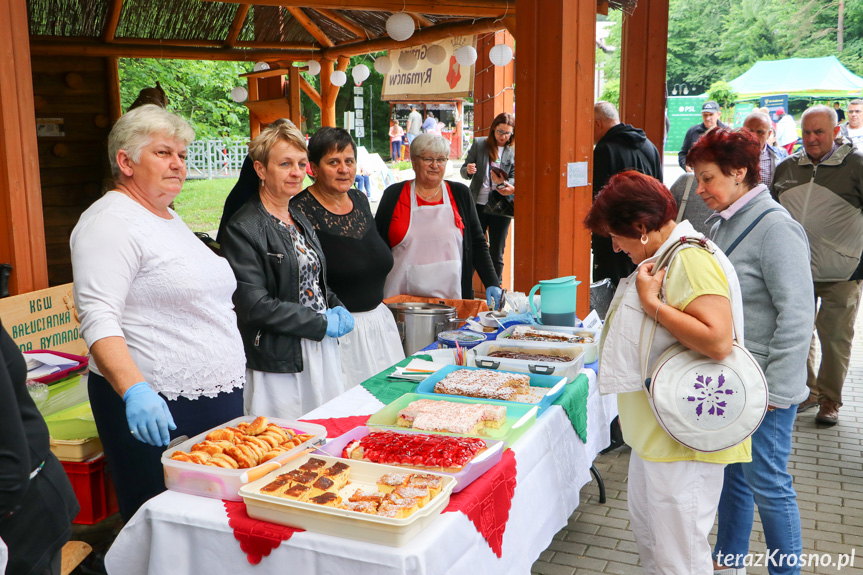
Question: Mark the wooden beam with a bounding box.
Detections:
[597,0,609,16]
[234,40,318,50]
[0,0,49,293]
[286,7,334,49]
[102,0,123,43]
[620,0,669,155]
[502,15,515,35]
[28,40,317,62]
[95,36,318,50]
[288,65,302,127]
[299,76,322,108]
[201,0,513,18]
[240,65,292,79]
[314,8,367,39]
[411,13,434,28]
[514,0,595,318]
[225,4,250,48]
[107,57,122,122]
[320,59,336,126]
[323,17,504,59]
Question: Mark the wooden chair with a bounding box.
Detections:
[61,540,92,575]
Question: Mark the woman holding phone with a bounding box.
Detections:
[460,113,515,281]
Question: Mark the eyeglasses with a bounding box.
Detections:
[495,129,514,137]
[418,157,448,166]
[849,110,863,114]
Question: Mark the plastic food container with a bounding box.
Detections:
[468,340,585,383]
[316,426,505,492]
[367,392,538,446]
[240,453,456,547]
[51,437,104,462]
[497,325,600,363]
[161,416,327,501]
[436,330,486,349]
[415,365,567,416]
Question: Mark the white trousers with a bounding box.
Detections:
[628,451,725,575]
[337,302,405,389]
[243,337,346,420]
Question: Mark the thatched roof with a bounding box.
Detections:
[28,1,638,62]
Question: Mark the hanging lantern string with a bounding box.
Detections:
[492,1,511,26]
[473,85,515,107]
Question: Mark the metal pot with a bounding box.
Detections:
[385,302,462,355]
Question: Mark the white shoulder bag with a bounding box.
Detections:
[639,237,768,453]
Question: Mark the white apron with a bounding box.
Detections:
[384,181,463,299]
[338,302,405,389]
[598,220,745,395]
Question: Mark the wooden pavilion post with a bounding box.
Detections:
[287,65,302,128]
[320,60,336,127]
[514,0,595,318]
[0,0,49,294]
[619,0,670,155]
[472,30,514,136]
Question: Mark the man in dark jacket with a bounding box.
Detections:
[677,100,727,170]
[592,101,663,285]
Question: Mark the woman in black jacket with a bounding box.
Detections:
[220,122,355,419]
[375,133,502,308]
[0,322,79,575]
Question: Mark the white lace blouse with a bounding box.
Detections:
[71,192,246,400]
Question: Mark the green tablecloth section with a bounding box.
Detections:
[360,357,590,443]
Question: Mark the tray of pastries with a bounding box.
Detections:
[239,453,456,547]
[366,393,537,446]
[162,415,327,501]
[497,325,600,363]
[414,365,567,415]
[316,426,505,492]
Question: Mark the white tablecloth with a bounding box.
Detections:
[105,369,617,575]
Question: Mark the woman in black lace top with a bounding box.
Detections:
[292,128,405,386]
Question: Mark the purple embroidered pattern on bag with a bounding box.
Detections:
[686,373,735,417]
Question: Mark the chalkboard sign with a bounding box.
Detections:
[666,96,707,153]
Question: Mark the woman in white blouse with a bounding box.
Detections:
[71,105,247,520]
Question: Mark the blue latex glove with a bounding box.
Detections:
[324,309,341,338]
[334,306,355,336]
[486,286,503,311]
[123,382,176,447]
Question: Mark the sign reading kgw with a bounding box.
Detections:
[382,35,476,101]
[0,283,86,354]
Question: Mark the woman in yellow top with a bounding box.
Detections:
[585,170,751,575]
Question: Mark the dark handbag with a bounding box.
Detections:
[483,189,514,219]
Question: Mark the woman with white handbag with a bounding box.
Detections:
[585,171,752,575]
[688,128,814,575]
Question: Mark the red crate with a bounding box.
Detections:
[61,455,120,525]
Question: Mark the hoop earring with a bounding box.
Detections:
[640,234,648,245]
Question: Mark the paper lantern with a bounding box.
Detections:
[455,45,477,66]
[373,55,392,75]
[305,60,321,76]
[331,70,347,87]
[386,13,415,42]
[398,51,418,71]
[230,86,248,103]
[253,62,270,72]
[488,44,513,67]
[426,45,447,65]
[351,64,370,83]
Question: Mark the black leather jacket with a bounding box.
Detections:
[221,196,343,373]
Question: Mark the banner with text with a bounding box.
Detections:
[382,36,475,101]
[0,283,86,354]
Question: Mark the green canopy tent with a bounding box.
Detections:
[728,56,863,101]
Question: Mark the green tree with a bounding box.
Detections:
[118,58,253,140]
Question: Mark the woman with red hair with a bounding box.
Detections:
[586,170,750,575]
[687,128,813,575]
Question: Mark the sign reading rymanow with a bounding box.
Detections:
[0,283,87,355]
[382,35,476,101]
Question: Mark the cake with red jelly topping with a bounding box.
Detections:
[342,430,487,472]
[433,368,531,401]
[396,399,505,434]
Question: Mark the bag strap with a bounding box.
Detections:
[723,208,782,256]
[638,237,720,386]
[675,176,697,224]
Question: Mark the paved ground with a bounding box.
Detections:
[532,312,863,574]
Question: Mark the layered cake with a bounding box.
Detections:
[508,325,595,344]
[343,430,487,472]
[396,399,506,435]
[487,350,570,362]
[433,369,531,401]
